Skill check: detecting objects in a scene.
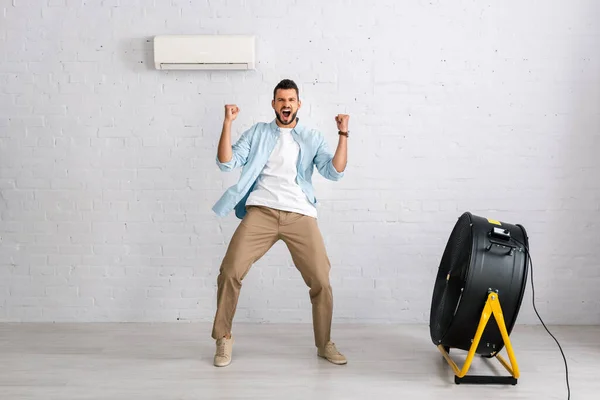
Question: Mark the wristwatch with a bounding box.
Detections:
[338,130,349,137]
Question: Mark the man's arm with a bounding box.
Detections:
[330,135,348,173]
[216,104,251,171]
[217,105,238,163]
[314,114,350,180]
[332,114,349,172]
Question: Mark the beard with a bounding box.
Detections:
[275,109,298,126]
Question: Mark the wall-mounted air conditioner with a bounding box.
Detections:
[153,35,256,70]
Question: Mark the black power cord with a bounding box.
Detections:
[514,237,570,400]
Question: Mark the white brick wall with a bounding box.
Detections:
[1,0,599,325]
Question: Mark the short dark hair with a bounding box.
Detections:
[273,79,299,100]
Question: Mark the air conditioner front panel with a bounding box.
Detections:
[153,35,255,70]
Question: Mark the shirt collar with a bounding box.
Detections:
[269,118,304,135]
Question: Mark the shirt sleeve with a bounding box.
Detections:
[216,125,254,171]
[313,132,344,181]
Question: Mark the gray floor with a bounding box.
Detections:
[0,322,596,400]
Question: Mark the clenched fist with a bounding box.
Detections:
[224,104,239,123]
[335,114,349,132]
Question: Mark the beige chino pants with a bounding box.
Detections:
[211,205,333,349]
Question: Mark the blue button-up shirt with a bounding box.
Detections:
[212,119,345,219]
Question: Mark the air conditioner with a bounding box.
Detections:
[153,35,256,70]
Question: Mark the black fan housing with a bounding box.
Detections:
[429,212,529,355]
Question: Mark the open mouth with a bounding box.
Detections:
[281,109,292,118]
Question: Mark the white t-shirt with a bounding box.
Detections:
[246,128,317,218]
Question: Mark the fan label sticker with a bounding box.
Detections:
[487,218,501,226]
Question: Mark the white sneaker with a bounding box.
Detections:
[318,341,347,365]
[214,335,234,367]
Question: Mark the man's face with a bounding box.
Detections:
[272,88,301,126]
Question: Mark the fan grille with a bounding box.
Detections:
[430,213,473,342]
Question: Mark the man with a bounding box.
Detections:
[211,79,349,367]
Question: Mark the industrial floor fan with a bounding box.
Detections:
[430,212,529,385]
